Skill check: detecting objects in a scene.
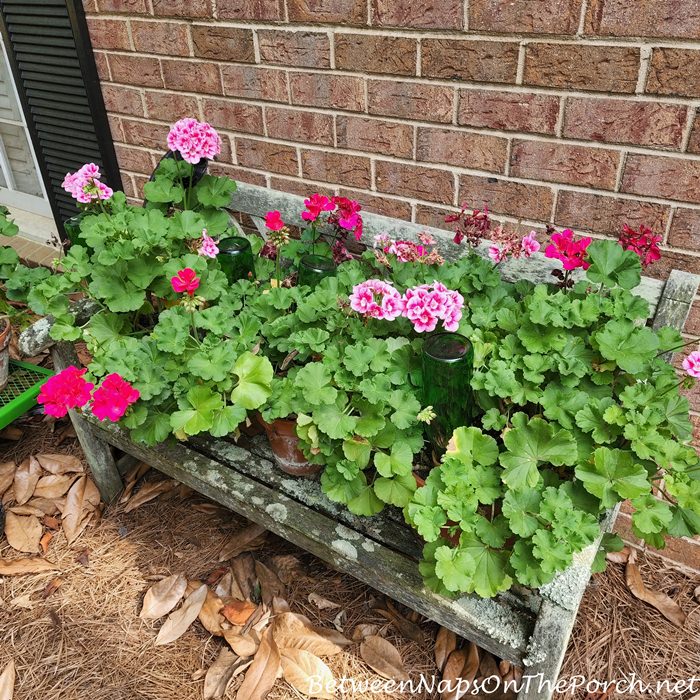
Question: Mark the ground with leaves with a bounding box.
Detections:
[0,422,698,700]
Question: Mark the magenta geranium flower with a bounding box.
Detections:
[265,210,285,231]
[37,366,94,418]
[302,193,334,222]
[171,268,200,296]
[198,229,219,258]
[167,117,221,164]
[330,197,363,241]
[91,373,140,422]
[544,229,591,271]
[682,351,700,379]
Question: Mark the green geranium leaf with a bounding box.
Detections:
[152,307,191,355]
[374,442,413,477]
[144,176,184,203]
[294,363,337,406]
[373,473,416,508]
[321,465,366,505]
[434,545,475,593]
[595,319,659,375]
[458,534,513,598]
[586,240,641,290]
[511,540,556,588]
[194,175,237,207]
[500,413,577,490]
[348,485,384,516]
[232,352,274,409]
[170,386,223,437]
[445,426,499,466]
[342,436,372,469]
[630,494,673,535]
[130,411,172,445]
[502,488,542,537]
[210,404,248,438]
[313,397,358,440]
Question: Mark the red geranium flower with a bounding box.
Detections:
[171,268,200,296]
[619,224,662,267]
[302,193,333,222]
[264,210,285,231]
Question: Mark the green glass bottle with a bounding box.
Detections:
[219,236,255,284]
[62,213,84,247]
[297,254,336,288]
[421,332,474,456]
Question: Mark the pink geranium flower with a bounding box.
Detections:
[544,229,592,271]
[521,231,540,257]
[349,280,403,321]
[91,373,140,422]
[167,117,221,164]
[198,229,219,258]
[682,351,700,379]
[62,163,113,204]
[265,210,285,231]
[488,245,505,263]
[302,193,334,222]
[402,282,463,333]
[171,268,200,296]
[38,366,94,418]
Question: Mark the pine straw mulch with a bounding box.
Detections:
[1,420,699,700]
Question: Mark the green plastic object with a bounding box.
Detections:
[0,360,53,431]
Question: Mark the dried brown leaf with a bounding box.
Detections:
[124,479,176,513]
[435,627,457,673]
[352,624,379,642]
[0,659,15,700]
[75,549,90,567]
[268,554,305,585]
[214,571,233,599]
[625,550,686,627]
[39,531,53,555]
[606,547,630,565]
[206,566,229,587]
[13,456,41,505]
[155,583,208,646]
[199,589,226,636]
[236,628,280,700]
[478,650,500,679]
[41,515,60,531]
[204,647,239,700]
[255,560,285,605]
[0,557,58,575]
[62,476,100,544]
[231,553,257,601]
[272,612,346,657]
[359,635,410,682]
[376,603,423,643]
[218,523,267,562]
[0,462,14,497]
[35,454,83,475]
[222,599,257,626]
[441,649,468,700]
[0,426,22,440]
[308,593,340,610]
[281,648,335,699]
[26,497,61,515]
[224,628,260,658]
[272,597,290,614]
[140,573,188,620]
[119,462,151,504]
[33,474,78,500]
[42,577,63,599]
[8,504,44,517]
[4,511,42,553]
[694,585,700,603]
[462,642,480,685]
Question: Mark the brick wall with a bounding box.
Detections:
[83,0,699,569]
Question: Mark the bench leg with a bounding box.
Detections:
[51,342,123,503]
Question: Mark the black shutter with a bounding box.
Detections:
[0,0,121,236]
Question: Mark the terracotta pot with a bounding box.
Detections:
[0,317,11,392]
[259,416,321,477]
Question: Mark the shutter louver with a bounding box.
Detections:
[0,0,121,229]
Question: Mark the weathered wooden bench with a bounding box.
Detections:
[19,182,700,700]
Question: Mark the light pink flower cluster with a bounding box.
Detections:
[403,282,463,333]
[682,351,700,379]
[198,228,219,258]
[488,230,541,264]
[62,163,113,204]
[167,117,221,164]
[374,232,444,265]
[349,280,463,332]
[38,366,139,422]
[349,280,405,321]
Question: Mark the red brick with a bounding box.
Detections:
[470,0,583,34]
[689,113,700,155]
[301,150,371,188]
[336,116,414,159]
[83,0,98,12]
[457,90,560,135]
[510,140,620,189]
[132,174,150,198]
[422,39,518,84]
[131,20,190,57]
[98,0,149,13]
[235,137,299,176]
[622,155,700,205]
[290,72,365,112]
[415,203,455,230]
[217,0,284,20]
[208,162,268,187]
[375,161,454,205]
[265,107,333,145]
[340,188,413,220]
[101,84,144,118]
[269,177,336,200]
[108,54,163,88]
[416,128,507,173]
[222,66,288,103]
[524,43,639,93]
[459,175,553,221]
[646,49,700,99]
[94,52,111,82]
[585,0,700,40]
[144,91,199,122]
[287,0,366,24]
[121,173,138,199]
[258,30,331,69]
[202,98,264,136]
[115,144,155,174]
[191,25,255,63]
[685,300,700,337]
[563,98,687,149]
[162,59,222,95]
[152,0,211,17]
[371,0,463,29]
[335,34,416,76]
[368,80,453,123]
[120,118,170,150]
[668,208,700,250]
[555,190,669,237]
[107,115,123,143]
[86,18,131,51]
